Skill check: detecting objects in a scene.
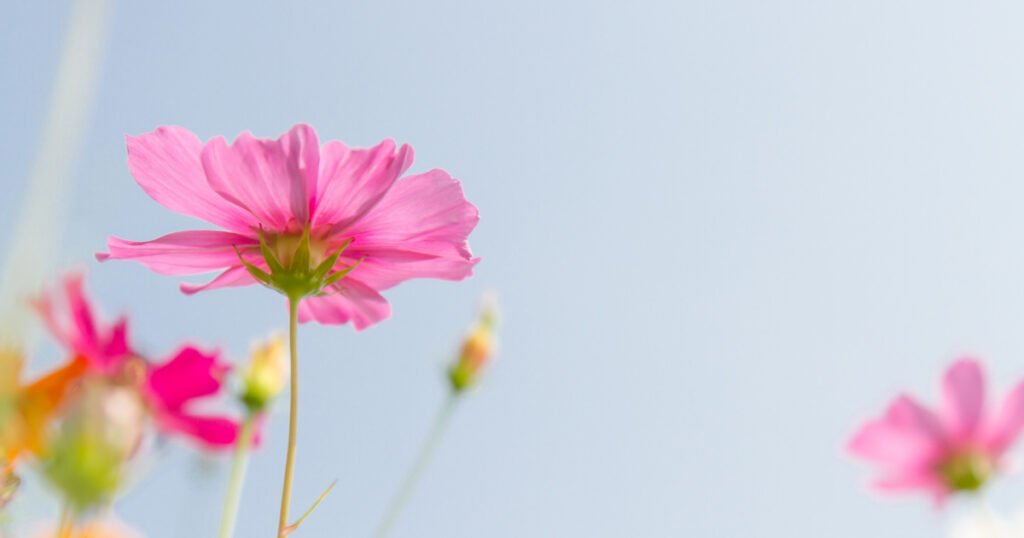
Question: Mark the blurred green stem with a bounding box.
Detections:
[56,501,74,538]
[277,296,301,537]
[218,412,257,538]
[373,394,460,538]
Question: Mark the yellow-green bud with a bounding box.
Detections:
[239,334,289,413]
[42,379,145,511]
[449,294,499,393]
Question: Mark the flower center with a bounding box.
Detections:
[237,227,361,300]
[939,451,993,492]
[266,233,329,269]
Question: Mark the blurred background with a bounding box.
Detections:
[5,0,1024,536]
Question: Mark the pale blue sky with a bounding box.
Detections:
[6,1,1024,536]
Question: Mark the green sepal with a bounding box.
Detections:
[257,227,287,275]
[244,226,363,299]
[310,238,352,282]
[290,226,312,273]
[234,246,273,286]
[322,257,365,289]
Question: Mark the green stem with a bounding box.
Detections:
[56,500,74,538]
[277,296,301,537]
[217,412,257,538]
[373,394,460,538]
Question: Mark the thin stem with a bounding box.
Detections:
[218,412,257,538]
[277,296,301,537]
[56,501,74,538]
[374,394,460,538]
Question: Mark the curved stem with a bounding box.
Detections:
[373,394,459,538]
[277,297,301,537]
[218,412,257,538]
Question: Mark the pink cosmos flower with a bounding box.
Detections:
[848,358,1024,503]
[98,124,480,330]
[37,274,241,450]
[34,273,131,375]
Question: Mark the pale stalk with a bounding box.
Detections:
[373,394,460,538]
[217,412,257,538]
[0,0,111,350]
[56,502,74,538]
[277,297,301,537]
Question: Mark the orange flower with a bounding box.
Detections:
[1,345,89,464]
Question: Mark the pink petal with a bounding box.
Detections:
[154,412,239,450]
[146,345,229,411]
[873,470,950,502]
[986,381,1024,454]
[342,252,479,292]
[297,278,391,330]
[312,139,413,232]
[201,124,320,231]
[99,230,258,275]
[941,358,986,442]
[35,273,131,372]
[101,318,132,367]
[340,169,480,290]
[848,420,940,468]
[848,395,946,466]
[180,265,259,295]
[127,127,260,233]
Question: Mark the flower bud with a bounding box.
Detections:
[42,378,145,510]
[239,334,288,413]
[448,294,499,393]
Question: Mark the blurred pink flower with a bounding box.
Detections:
[37,274,240,451]
[35,273,130,374]
[848,358,1024,503]
[143,345,239,449]
[98,124,479,330]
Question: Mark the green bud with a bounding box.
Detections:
[448,294,499,393]
[42,380,145,511]
[239,334,289,413]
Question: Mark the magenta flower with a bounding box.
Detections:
[35,273,131,374]
[848,358,1024,503]
[37,274,241,450]
[143,345,240,449]
[98,124,479,330]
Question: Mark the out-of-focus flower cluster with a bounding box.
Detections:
[0,273,285,534]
